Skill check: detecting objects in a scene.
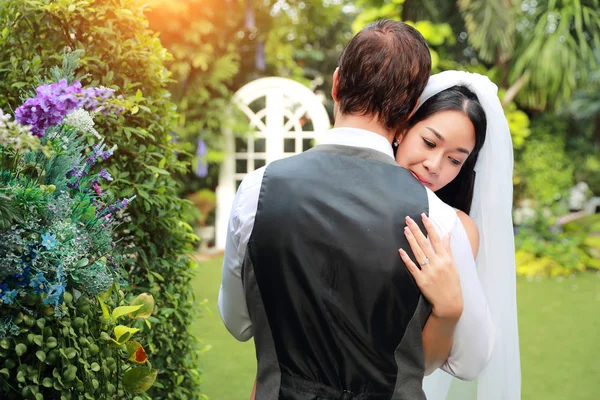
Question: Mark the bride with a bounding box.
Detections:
[396,70,521,400]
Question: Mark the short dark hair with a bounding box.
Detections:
[407,86,487,214]
[336,20,431,131]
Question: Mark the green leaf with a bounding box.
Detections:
[46,337,58,348]
[122,367,158,394]
[112,305,143,320]
[136,89,143,102]
[98,297,110,320]
[114,325,140,343]
[63,365,77,381]
[15,343,27,357]
[0,368,8,378]
[75,258,89,268]
[42,377,53,388]
[35,350,46,362]
[64,348,77,359]
[1,27,8,38]
[128,293,155,319]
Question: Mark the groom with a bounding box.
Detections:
[219,20,494,399]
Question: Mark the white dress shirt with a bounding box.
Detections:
[218,127,495,381]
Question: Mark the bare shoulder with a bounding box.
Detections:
[456,210,480,259]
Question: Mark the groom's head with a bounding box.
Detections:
[332,20,431,133]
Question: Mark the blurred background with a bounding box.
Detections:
[142,0,600,399]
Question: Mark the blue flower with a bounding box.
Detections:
[43,266,66,307]
[0,283,8,296]
[13,267,31,287]
[29,273,48,294]
[1,289,19,305]
[21,248,37,264]
[43,284,65,308]
[41,233,58,250]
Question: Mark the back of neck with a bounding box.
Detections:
[333,113,394,144]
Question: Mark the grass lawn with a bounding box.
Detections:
[191,255,600,400]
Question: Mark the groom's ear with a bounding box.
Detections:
[331,67,340,102]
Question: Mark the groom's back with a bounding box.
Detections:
[245,145,431,399]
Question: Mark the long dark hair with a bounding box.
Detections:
[407,85,487,214]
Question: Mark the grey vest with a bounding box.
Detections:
[243,144,432,399]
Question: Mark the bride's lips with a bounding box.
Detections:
[410,171,431,186]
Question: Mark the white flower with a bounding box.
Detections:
[63,108,102,140]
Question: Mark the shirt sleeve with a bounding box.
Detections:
[217,167,265,342]
[427,190,496,381]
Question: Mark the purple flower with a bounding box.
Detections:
[195,138,208,178]
[99,169,113,181]
[15,79,82,137]
[15,80,121,137]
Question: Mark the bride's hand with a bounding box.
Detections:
[398,213,463,320]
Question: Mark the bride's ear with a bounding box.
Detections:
[395,129,408,145]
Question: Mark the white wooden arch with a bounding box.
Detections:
[215,77,331,249]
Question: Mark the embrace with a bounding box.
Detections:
[218,20,520,400]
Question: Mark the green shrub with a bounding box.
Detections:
[516,211,600,277]
[514,115,574,204]
[0,1,202,398]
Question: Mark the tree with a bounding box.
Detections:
[459,0,600,110]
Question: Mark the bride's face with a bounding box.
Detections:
[395,110,476,192]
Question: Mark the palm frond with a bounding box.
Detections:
[458,0,520,63]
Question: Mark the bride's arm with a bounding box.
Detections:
[401,212,487,377]
[456,210,479,259]
[422,211,480,374]
[400,215,464,375]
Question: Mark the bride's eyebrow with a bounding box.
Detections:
[426,127,470,155]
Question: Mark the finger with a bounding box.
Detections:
[421,213,442,253]
[442,233,452,255]
[404,225,429,268]
[405,216,434,259]
[399,248,421,279]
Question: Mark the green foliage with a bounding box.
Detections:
[516,211,600,277]
[145,0,243,182]
[0,287,157,399]
[563,214,600,269]
[0,1,202,398]
[457,0,519,64]
[513,115,574,204]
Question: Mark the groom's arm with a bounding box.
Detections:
[218,168,265,342]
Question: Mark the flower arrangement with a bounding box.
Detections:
[0,62,157,398]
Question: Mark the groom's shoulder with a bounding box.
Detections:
[424,187,460,234]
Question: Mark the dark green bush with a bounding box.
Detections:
[0,1,202,398]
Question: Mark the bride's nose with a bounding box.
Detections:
[423,154,442,175]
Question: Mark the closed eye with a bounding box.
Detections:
[423,138,435,148]
[449,157,462,165]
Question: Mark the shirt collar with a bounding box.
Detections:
[317,128,395,160]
